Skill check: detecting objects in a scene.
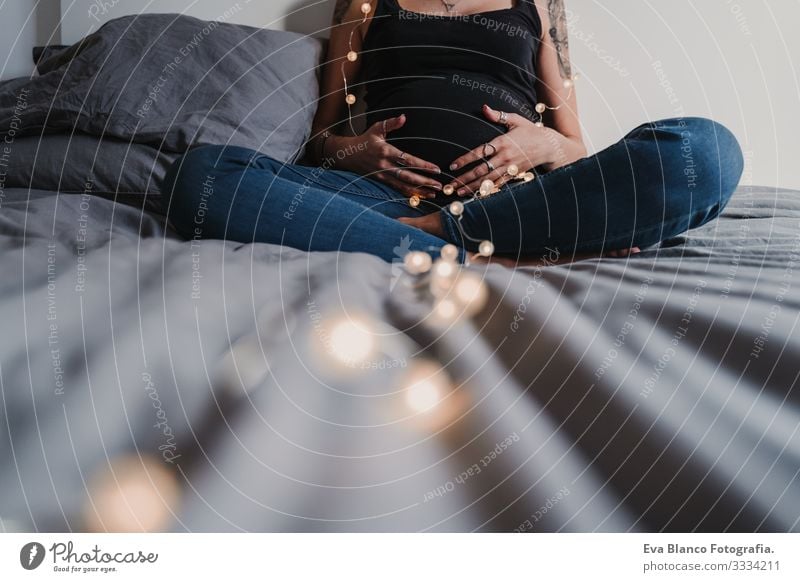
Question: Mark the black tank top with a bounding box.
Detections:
[360,0,542,187]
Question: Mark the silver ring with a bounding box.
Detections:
[484,159,495,172]
[499,111,509,125]
[382,120,388,136]
[482,142,497,157]
[395,168,402,179]
[397,152,408,166]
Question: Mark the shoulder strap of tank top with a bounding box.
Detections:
[516,0,542,37]
[516,0,537,18]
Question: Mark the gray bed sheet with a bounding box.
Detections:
[0,185,798,532]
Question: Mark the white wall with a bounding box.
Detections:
[565,1,800,190]
[6,0,800,189]
[59,0,333,42]
[0,0,62,80]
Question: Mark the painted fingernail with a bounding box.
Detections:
[449,163,458,170]
[457,188,465,195]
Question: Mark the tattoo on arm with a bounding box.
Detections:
[546,0,573,80]
[333,0,351,24]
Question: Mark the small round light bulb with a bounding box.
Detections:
[449,201,464,216]
[440,244,459,262]
[404,251,433,275]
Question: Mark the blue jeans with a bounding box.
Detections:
[161,117,743,263]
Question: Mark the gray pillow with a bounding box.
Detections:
[3,134,174,213]
[0,14,324,162]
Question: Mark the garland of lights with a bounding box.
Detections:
[339,1,577,270]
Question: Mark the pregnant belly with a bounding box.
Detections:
[364,77,534,194]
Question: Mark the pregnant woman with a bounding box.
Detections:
[163,0,744,265]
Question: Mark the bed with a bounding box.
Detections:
[1,14,798,533]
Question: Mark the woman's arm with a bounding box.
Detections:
[533,0,587,170]
[307,0,372,165]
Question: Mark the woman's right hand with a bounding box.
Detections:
[327,114,443,199]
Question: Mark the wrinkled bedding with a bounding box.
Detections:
[1,185,798,532]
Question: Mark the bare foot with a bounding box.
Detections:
[397,213,445,238]
[604,247,641,258]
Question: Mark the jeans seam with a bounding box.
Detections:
[441,209,462,245]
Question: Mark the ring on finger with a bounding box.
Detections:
[499,111,509,125]
[482,142,497,157]
[397,152,408,166]
[483,159,495,172]
[395,168,402,179]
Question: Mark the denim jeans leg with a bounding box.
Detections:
[439,117,743,256]
[162,145,465,263]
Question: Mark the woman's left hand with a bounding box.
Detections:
[445,104,568,196]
